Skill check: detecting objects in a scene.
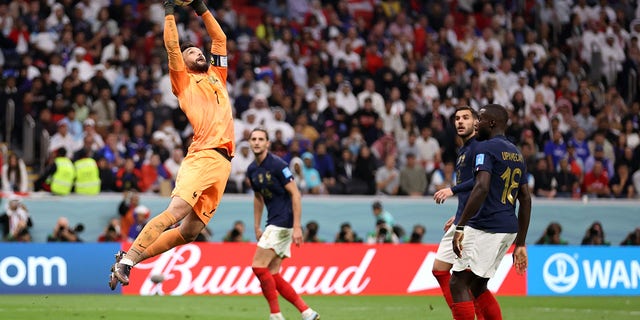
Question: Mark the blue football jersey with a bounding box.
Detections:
[468,135,527,233]
[454,137,478,224]
[247,153,294,228]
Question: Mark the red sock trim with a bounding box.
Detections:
[476,290,502,320]
[452,301,475,320]
[432,270,454,309]
[253,267,280,313]
[273,273,308,312]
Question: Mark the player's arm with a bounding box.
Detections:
[253,192,265,241]
[452,171,490,258]
[456,171,490,228]
[434,178,474,204]
[191,0,228,79]
[513,182,532,274]
[163,1,189,93]
[284,180,303,246]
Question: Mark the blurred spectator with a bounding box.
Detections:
[114,157,143,192]
[609,163,636,199]
[289,156,306,193]
[34,147,76,195]
[353,145,377,195]
[97,218,121,242]
[0,195,32,242]
[400,153,428,196]
[536,222,568,245]
[1,153,29,194]
[300,151,324,194]
[97,156,116,192]
[375,155,400,196]
[164,148,185,183]
[428,161,455,196]
[416,126,441,174]
[96,133,125,168]
[584,145,614,177]
[620,227,640,246]
[531,157,557,198]
[223,220,249,242]
[312,140,337,191]
[554,157,580,198]
[408,224,426,244]
[335,222,363,243]
[371,201,394,227]
[583,160,611,198]
[73,149,101,195]
[544,129,567,171]
[304,220,323,243]
[48,119,78,156]
[118,190,140,242]
[229,141,253,193]
[581,221,610,246]
[127,205,150,242]
[47,217,83,242]
[140,153,171,193]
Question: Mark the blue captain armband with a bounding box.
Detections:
[210,55,228,67]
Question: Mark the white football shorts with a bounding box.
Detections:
[451,226,517,278]
[257,225,293,258]
[435,224,457,265]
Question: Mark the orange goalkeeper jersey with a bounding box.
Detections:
[164,12,235,157]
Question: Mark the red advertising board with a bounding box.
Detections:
[122,243,526,296]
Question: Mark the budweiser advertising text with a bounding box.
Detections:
[122,243,526,295]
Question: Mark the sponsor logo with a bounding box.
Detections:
[134,244,373,295]
[0,256,67,286]
[543,253,579,293]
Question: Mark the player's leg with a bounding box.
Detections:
[450,271,477,320]
[109,196,192,289]
[433,224,456,310]
[467,232,516,320]
[269,258,319,320]
[253,245,282,318]
[470,277,501,320]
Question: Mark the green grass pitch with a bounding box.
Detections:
[0,295,639,319]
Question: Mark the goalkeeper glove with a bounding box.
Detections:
[190,0,208,16]
[163,0,175,16]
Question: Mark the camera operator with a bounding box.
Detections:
[47,217,84,242]
[367,219,399,244]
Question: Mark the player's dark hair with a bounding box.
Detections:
[250,127,269,140]
[483,104,508,127]
[180,42,198,53]
[455,106,478,119]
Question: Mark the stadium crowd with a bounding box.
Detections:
[0,0,640,242]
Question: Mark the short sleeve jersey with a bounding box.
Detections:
[247,153,294,228]
[454,137,478,224]
[468,135,527,233]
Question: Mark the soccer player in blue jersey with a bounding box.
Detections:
[247,128,320,320]
[431,106,484,319]
[450,104,531,320]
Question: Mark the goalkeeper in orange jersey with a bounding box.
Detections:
[109,0,235,290]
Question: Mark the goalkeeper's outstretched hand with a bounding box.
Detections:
[190,0,208,16]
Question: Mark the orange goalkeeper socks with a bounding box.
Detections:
[139,227,188,261]
[126,211,178,264]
